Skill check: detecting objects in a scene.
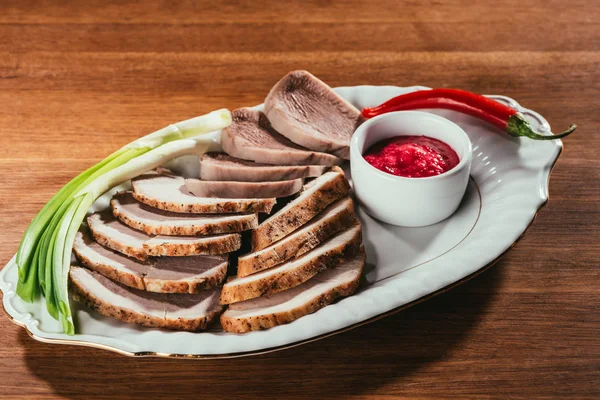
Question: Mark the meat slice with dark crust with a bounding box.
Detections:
[220,224,362,305]
[111,191,258,236]
[221,248,365,333]
[132,170,276,214]
[221,108,342,166]
[199,152,327,182]
[238,197,356,277]
[70,266,224,331]
[73,230,148,290]
[143,256,227,294]
[264,70,362,159]
[185,178,303,199]
[73,230,228,293]
[143,235,240,257]
[251,166,350,251]
[87,211,241,260]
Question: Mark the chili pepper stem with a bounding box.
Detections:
[507,113,577,140]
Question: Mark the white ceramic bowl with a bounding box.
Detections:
[350,111,473,227]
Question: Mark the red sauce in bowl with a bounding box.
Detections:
[363,135,459,178]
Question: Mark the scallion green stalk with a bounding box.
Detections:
[16,146,130,280]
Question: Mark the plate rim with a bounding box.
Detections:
[0,88,562,359]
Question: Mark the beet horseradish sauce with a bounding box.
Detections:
[363,135,460,178]
[350,111,472,226]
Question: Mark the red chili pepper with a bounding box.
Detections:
[362,89,576,141]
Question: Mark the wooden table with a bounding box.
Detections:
[1,1,598,398]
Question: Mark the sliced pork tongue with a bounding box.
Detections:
[132,170,276,214]
[220,223,362,305]
[111,191,258,236]
[87,211,241,260]
[73,231,228,293]
[199,152,327,182]
[238,196,356,278]
[70,266,224,331]
[221,108,343,166]
[185,177,303,199]
[251,166,350,251]
[264,70,363,160]
[221,248,365,333]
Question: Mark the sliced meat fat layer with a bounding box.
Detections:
[221,108,342,166]
[238,196,356,277]
[251,166,350,251]
[221,248,365,333]
[111,191,258,236]
[264,70,362,160]
[73,231,228,293]
[132,170,276,214]
[70,266,224,331]
[220,223,362,305]
[87,211,241,260]
[185,178,303,199]
[199,152,327,182]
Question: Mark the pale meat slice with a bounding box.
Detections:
[87,211,150,260]
[73,230,148,289]
[220,223,362,305]
[221,108,342,166]
[221,248,365,333]
[111,191,258,236]
[238,197,356,277]
[185,178,303,199]
[264,70,363,159]
[251,166,350,251]
[144,256,226,294]
[143,235,239,257]
[132,170,276,214]
[87,211,241,260]
[73,231,228,293]
[70,266,224,331]
[199,152,327,182]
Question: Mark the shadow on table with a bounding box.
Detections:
[20,259,505,399]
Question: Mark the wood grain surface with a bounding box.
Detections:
[1,1,598,399]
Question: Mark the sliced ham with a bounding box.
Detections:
[73,230,228,293]
[221,248,365,333]
[132,170,276,214]
[220,223,362,305]
[69,266,224,331]
[264,70,363,160]
[111,191,258,236]
[238,197,356,277]
[221,108,342,166]
[251,166,350,251]
[199,152,327,182]
[87,211,241,260]
[185,178,303,199]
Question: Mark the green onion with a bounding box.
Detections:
[37,230,49,295]
[16,147,129,281]
[16,109,232,334]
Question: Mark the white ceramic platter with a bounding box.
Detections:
[0,85,561,358]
